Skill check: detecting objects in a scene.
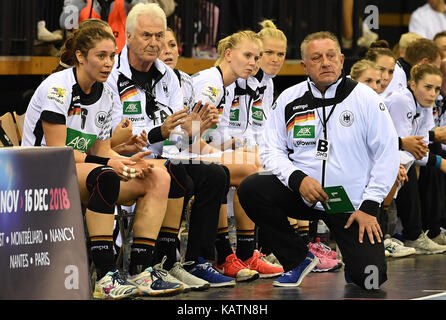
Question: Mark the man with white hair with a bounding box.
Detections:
[107,2,235,292]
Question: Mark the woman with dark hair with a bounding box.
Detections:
[22,26,182,299]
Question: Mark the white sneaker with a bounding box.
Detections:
[384,238,416,258]
[263,253,283,268]
[169,261,210,291]
[153,256,190,292]
[93,269,140,299]
[404,231,446,255]
[37,20,63,42]
[431,232,446,245]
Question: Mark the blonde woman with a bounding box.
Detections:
[192,30,281,281]
[350,59,382,93]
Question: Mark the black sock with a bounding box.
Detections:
[215,227,233,265]
[129,237,156,276]
[298,225,310,245]
[155,227,179,270]
[236,229,256,261]
[89,235,115,280]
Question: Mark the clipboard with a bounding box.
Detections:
[321,185,355,214]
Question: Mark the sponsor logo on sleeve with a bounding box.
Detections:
[201,83,220,104]
[47,86,67,105]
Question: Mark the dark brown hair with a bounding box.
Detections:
[52,19,114,73]
[410,63,442,84]
[405,38,442,66]
[365,40,395,62]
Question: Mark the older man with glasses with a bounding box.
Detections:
[107,2,235,290]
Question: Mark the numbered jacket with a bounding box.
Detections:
[192,66,234,146]
[107,45,184,157]
[22,67,113,152]
[261,76,399,216]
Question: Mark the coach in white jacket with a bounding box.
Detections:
[238,31,400,289]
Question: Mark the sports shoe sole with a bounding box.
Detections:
[413,248,446,255]
[214,266,259,283]
[387,250,416,258]
[312,262,343,273]
[235,273,260,282]
[127,281,184,297]
[273,257,319,287]
[190,283,211,291]
[259,272,283,279]
[93,288,140,300]
[209,281,236,288]
[145,287,183,297]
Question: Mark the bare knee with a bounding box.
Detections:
[231,164,259,187]
[145,167,170,196]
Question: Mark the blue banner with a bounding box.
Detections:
[0,147,91,299]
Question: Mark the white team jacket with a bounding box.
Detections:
[192,66,234,146]
[107,45,184,157]
[261,77,400,214]
[231,70,275,146]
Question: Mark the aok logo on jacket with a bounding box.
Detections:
[230,109,240,121]
[123,101,142,114]
[252,107,263,121]
[65,128,96,152]
[293,125,315,139]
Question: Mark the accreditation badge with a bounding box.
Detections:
[315,138,330,160]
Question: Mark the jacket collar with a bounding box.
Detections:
[307,75,343,99]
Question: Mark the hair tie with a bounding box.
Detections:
[59,60,72,69]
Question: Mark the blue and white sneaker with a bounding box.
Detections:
[127,267,183,296]
[273,251,319,287]
[188,257,236,288]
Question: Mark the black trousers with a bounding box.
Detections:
[183,161,228,262]
[419,165,445,238]
[395,165,423,240]
[238,173,387,289]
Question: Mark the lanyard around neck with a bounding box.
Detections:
[307,81,337,139]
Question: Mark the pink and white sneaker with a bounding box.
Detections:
[311,255,343,272]
[308,237,337,259]
[308,239,343,272]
